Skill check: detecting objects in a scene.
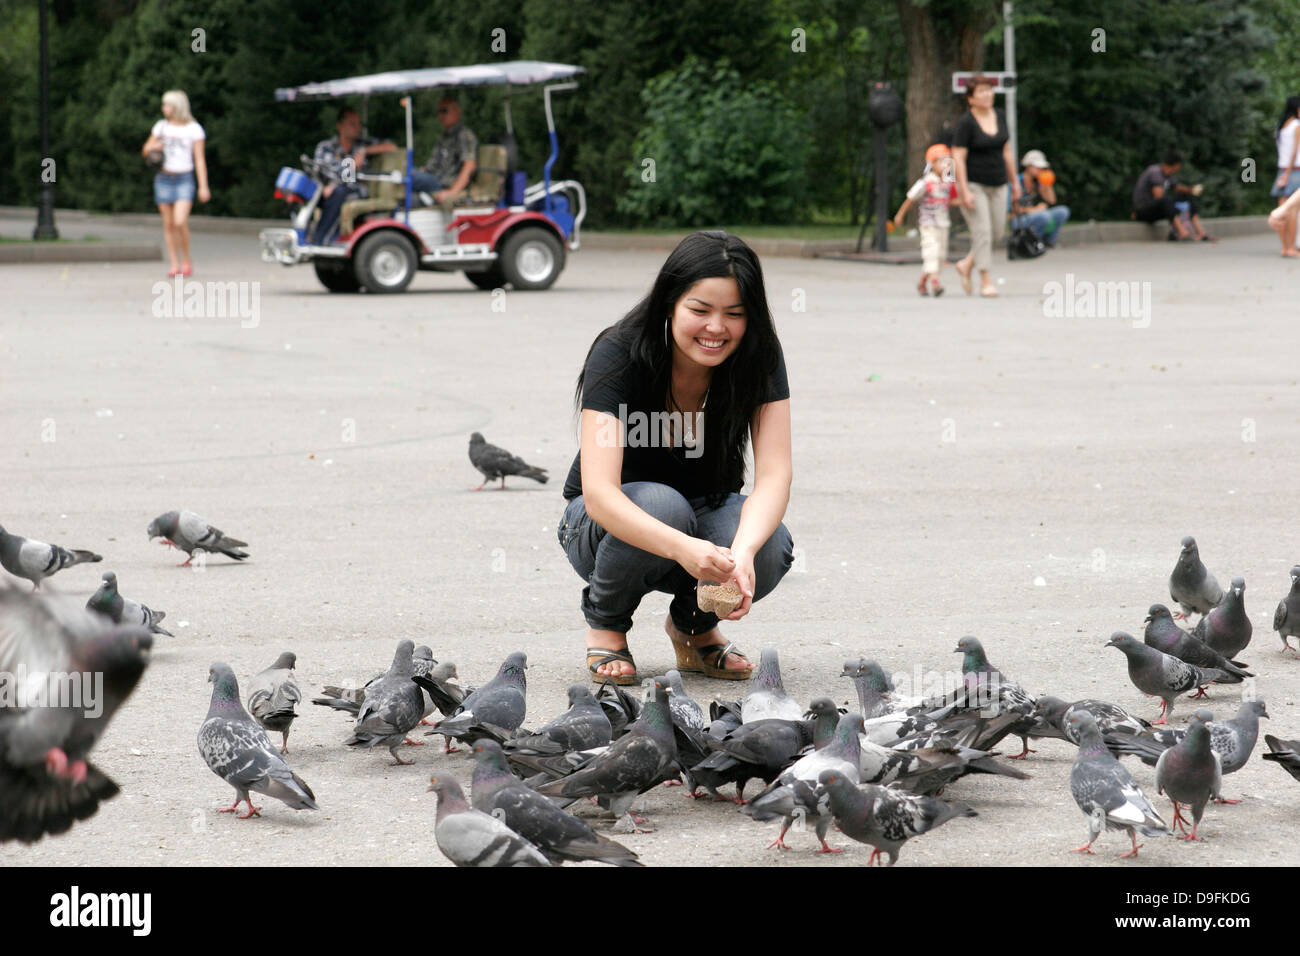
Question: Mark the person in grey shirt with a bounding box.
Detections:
[1132,151,1215,241]
[409,95,479,203]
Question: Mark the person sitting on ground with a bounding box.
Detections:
[894,144,957,296]
[1132,151,1215,242]
[408,95,478,204]
[1015,149,1070,248]
[310,106,396,244]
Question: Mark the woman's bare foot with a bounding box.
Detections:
[585,628,635,680]
[954,256,973,295]
[663,617,751,672]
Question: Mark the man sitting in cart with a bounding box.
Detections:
[408,94,478,204]
[310,105,397,243]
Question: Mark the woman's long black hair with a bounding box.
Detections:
[574,230,782,504]
[1277,95,1300,139]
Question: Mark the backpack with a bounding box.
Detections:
[1006,215,1046,260]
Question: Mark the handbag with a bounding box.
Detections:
[1006,214,1046,260]
[145,149,164,171]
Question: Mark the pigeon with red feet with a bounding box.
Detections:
[468,432,548,490]
[1273,566,1300,653]
[1144,604,1251,695]
[953,637,1038,758]
[420,651,527,749]
[816,768,976,865]
[1192,577,1251,661]
[427,773,550,867]
[146,510,248,565]
[1155,711,1221,841]
[344,640,424,764]
[1067,711,1169,858]
[1169,536,1223,619]
[1107,632,1226,725]
[246,652,302,754]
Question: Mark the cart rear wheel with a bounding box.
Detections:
[353,231,417,294]
[499,226,565,291]
[314,258,360,293]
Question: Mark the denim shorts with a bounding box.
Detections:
[153,171,196,204]
[1272,170,1300,198]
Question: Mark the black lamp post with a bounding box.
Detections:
[865,82,902,252]
[33,0,59,240]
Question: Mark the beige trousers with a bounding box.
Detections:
[919,224,949,275]
[960,182,1008,273]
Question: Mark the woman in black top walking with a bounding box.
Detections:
[951,76,1020,297]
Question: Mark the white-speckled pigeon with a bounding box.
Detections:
[1154,711,1221,841]
[344,640,425,764]
[427,773,550,867]
[1192,577,1251,661]
[816,768,976,865]
[1066,711,1169,858]
[85,571,172,637]
[503,684,611,756]
[1144,604,1250,692]
[1030,696,1150,751]
[198,662,317,818]
[468,432,548,490]
[246,651,301,753]
[146,510,248,565]
[1107,631,1226,725]
[0,588,151,843]
[741,648,804,723]
[1273,566,1300,653]
[954,637,1038,758]
[1169,536,1223,619]
[0,524,101,590]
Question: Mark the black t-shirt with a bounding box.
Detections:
[562,331,790,501]
[952,109,1008,186]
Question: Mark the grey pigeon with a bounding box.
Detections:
[742,712,865,853]
[0,524,101,590]
[246,652,302,753]
[470,740,641,866]
[954,637,1038,758]
[1144,604,1250,694]
[503,684,611,755]
[1066,711,1169,858]
[1169,536,1223,619]
[314,648,454,722]
[1030,696,1150,745]
[197,662,317,818]
[1106,631,1226,725]
[691,715,815,803]
[533,679,678,832]
[816,768,976,866]
[1261,734,1300,782]
[662,670,706,733]
[146,510,248,565]
[421,651,527,746]
[1273,566,1300,653]
[85,571,172,637]
[427,773,550,867]
[1192,577,1251,661]
[1154,711,1221,841]
[841,659,925,718]
[0,587,151,843]
[344,640,425,764]
[468,432,548,490]
[741,648,803,723]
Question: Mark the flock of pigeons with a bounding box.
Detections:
[5,511,1300,865]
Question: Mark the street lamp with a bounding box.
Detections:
[865,81,902,252]
[33,0,59,240]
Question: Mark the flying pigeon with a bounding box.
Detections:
[0,524,101,590]
[533,679,678,832]
[1273,566,1300,653]
[1192,577,1251,661]
[953,637,1038,758]
[85,571,172,637]
[246,652,302,754]
[427,773,550,867]
[146,510,248,565]
[1261,734,1300,782]
[502,684,611,755]
[0,587,151,843]
[344,640,425,764]
[470,740,641,866]
[740,648,804,723]
[1066,711,1169,858]
[1154,711,1221,841]
[197,662,318,818]
[421,651,527,747]
[1106,631,1226,725]
[468,432,548,490]
[1168,536,1223,619]
[1144,604,1251,695]
[816,768,976,866]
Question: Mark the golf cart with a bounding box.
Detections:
[259,61,587,294]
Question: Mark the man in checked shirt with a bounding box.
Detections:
[409,94,479,205]
[310,105,396,243]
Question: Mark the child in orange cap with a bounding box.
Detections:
[894,144,958,296]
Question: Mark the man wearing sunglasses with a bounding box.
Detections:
[409,95,478,205]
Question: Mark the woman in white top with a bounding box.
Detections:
[141,90,209,276]
[1272,95,1300,258]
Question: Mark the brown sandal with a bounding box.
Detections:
[672,639,753,680]
[586,647,638,686]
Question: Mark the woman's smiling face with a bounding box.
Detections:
[670,276,746,369]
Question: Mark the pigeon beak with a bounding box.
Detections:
[1104,638,1118,648]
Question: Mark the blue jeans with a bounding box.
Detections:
[1021,205,1070,245]
[153,171,195,204]
[311,182,362,243]
[558,482,794,635]
[409,171,443,193]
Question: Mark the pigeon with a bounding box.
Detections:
[0,587,151,843]
[1192,577,1252,661]
[1106,701,1268,801]
[502,684,611,755]
[1169,536,1223,619]
[470,740,641,866]
[953,637,1038,758]
[1106,631,1226,725]
[246,652,302,754]
[1154,711,1221,841]
[468,432,548,490]
[533,679,678,832]
[427,773,550,867]
[1030,696,1150,749]
[816,768,976,866]
[742,713,865,853]
[146,510,248,565]
[1261,734,1300,782]
[1066,711,1169,858]
[421,651,527,747]
[85,571,171,637]
[344,640,425,764]
[1273,566,1300,653]
[661,670,706,733]
[197,662,317,818]
[597,683,642,738]
[0,524,101,590]
[841,659,926,718]
[1144,604,1251,693]
[316,647,456,724]
[691,714,816,803]
[740,648,804,723]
